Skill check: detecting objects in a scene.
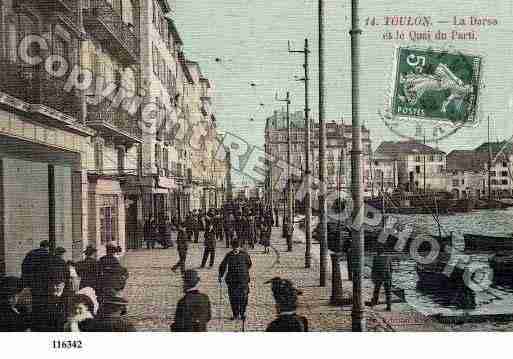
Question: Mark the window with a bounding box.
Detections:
[501,171,508,177]
[415,156,421,162]
[503,161,508,167]
[502,179,509,185]
[439,165,444,173]
[491,171,496,177]
[491,179,498,185]
[99,195,119,245]
[117,147,125,173]
[415,166,421,174]
[429,155,434,162]
[163,147,169,174]
[155,143,162,170]
[462,179,465,185]
[95,140,104,173]
[7,18,17,63]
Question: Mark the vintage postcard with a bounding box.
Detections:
[0,0,512,355]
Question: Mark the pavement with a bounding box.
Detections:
[120,226,443,332]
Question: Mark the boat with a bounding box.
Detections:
[464,233,513,252]
[416,233,477,309]
[489,251,513,287]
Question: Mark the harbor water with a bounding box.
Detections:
[390,208,513,316]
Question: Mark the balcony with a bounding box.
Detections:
[16,0,80,29]
[86,100,142,144]
[84,0,139,65]
[0,62,92,135]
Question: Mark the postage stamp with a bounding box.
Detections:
[391,47,482,125]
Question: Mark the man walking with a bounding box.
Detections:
[172,222,189,274]
[370,246,392,311]
[171,270,211,332]
[218,240,252,321]
[201,214,216,268]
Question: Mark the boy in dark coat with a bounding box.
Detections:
[201,216,217,268]
[172,222,189,274]
[218,240,252,321]
[171,270,211,332]
[265,277,308,332]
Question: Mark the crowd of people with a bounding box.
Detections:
[0,199,313,332]
[0,241,132,332]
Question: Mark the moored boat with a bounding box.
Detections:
[416,234,476,309]
[489,251,513,287]
[464,233,513,252]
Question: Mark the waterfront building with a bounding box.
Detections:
[264,111,373,209]
[374,141,447,192]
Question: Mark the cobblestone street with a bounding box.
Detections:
[121,227,441,332]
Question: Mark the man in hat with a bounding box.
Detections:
[21,240,51,314]
[76,245,99,290]
[218,240,252,321]
[172,221,189,274]
[223,212,234,249]
[370,245,393,311]
[214,209,224,242]
[98,244,128,301]
[31,270,68,332]
[144,216,155,249]
[171,270,211,332]
[265,277,308,332]
[90,295,136,332]
[21,240,50,289]
[192,210,202,243]
[0,277,30,331]
[185,211,194,242]
[201,216,217,269]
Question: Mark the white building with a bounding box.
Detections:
[374,141,448,192]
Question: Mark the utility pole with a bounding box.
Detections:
[289,39,312,268]
[350,0,366,331]
[318,0,328,288]
[276,92,294,251]
[488,116,492,201]
[423,132,427,194]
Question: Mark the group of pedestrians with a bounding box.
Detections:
[0,241,133,332]
[143,217,176,249]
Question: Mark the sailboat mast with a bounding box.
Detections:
[488,116,492,201]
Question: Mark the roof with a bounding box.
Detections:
[166,18,183,45]
[265,110,306,129]
[178,52,194,84]
[199,77,211,88]
[446,141,513,172]
[446,150,486,172]
[474,141,513,155]
[375,141,445,156]
[156,0,172,13]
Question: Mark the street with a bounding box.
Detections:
[121,227,438,332]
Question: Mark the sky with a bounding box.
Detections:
[173,1,513,184]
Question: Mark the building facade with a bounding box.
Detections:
[0,0,229,274]
[264,110,373,209]
[374,141,447,193]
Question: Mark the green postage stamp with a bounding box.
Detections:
[391,47,482,125]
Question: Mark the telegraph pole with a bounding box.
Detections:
[276,91,294,251]
[350,0,366,331]
[318,0,328,287]
[423,132,427,194]
[289,39,312,268]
